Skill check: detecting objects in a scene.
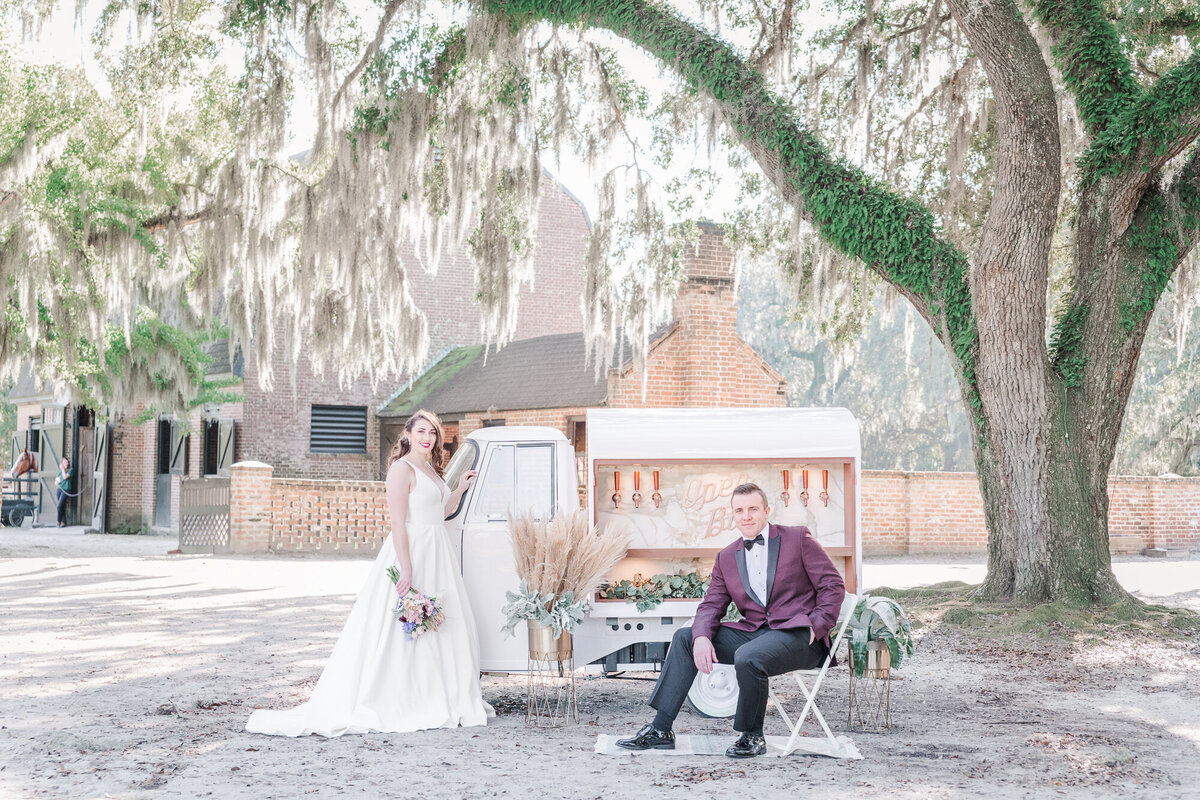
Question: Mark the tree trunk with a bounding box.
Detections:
[975,381,1127,604]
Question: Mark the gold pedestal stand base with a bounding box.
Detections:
[525,622,578,727]
[848,642,892,731]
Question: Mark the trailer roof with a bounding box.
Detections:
[586,408,861,460]
[465,425,570,444]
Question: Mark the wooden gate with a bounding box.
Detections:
[155,417,186,530]
[92,422,112,532]
[179,477,231,553]
[36,407,66,526]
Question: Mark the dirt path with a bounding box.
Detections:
[2,528,1198,799]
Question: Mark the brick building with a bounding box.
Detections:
[8,176,592,533]
[237,178,594,483]
[378,222,788,458]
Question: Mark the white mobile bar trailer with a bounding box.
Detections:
[443,408,862,713]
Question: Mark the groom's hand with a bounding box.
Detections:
[693,636,717,674]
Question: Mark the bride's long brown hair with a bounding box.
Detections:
[387,410,447,476]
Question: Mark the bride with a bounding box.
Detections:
[247,409,494,736]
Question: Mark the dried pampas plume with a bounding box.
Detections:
[510,510,630,599]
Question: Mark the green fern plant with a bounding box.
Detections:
[848,595,915,678]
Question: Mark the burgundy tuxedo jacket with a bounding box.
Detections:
[691,523,846,645]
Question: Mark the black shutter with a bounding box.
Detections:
[310,406,368,454]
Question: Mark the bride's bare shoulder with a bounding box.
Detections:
[386,458,417,486]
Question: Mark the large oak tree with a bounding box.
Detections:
[2,0,1197,604]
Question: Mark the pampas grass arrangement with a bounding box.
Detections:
[510,509,630,599]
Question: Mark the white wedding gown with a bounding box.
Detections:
[247,464,493,736]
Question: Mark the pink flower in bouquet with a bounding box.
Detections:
[386,566,444,640]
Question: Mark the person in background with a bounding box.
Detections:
[55,457,73,527]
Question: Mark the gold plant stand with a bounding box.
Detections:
[848,640,892,731]
[525,622,578,727]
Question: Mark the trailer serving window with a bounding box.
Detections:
[470,443,555,522]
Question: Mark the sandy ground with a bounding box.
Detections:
[2,526,1199,800]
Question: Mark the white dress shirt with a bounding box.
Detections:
[743,523,769,605]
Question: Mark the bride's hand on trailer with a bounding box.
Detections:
[456,470,477,494]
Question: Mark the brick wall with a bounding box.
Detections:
[226,462,390,555]
[861,470,1200,554]
[15,403,40,438]
[861,471,989,554]
[229,461,275,553]
[228,466,1200,555]
[109,407,158,534]
[409,179,590,354]
[1108,476,1200,550]
[268,477,391,554]
[240,347,388,482]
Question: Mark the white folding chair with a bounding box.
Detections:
[768,592,858,757]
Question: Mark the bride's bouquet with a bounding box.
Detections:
[385,566,446,640]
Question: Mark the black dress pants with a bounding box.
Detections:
[648,625,828,734]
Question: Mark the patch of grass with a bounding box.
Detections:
[872,581,1200,649]
[941,606,978,626]
[864,581,976,601]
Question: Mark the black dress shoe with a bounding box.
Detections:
[726,732,767,758]
[616,724,676,750]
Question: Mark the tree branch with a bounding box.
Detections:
[1111,7,1200,40]
[332,0,408,113]
[85,206,213,247]
[485,0,983,416]
[1071,50,1200,245]
[488,0,968,306]
[1103,149,1200,377]
[1030,0,1140,137]
[880,57,979,176]
[752,0,795,74]
[1081,49,1200,183]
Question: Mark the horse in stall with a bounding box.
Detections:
[6,449,38,493]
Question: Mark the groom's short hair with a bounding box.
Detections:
[732,482,769,508]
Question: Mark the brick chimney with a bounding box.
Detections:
[671,223,742,404]
[606,221,785,408]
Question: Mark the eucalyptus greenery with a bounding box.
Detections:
[596,571,709,612]
[501,580,586,639]
[847,595,915,679]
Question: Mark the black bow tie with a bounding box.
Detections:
[743,534,765,551]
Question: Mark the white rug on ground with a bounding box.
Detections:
[594,734,862,760]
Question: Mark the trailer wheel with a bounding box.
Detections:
[685,664,739,718]
[6,508,26,527]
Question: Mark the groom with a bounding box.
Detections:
[617,482,845,758]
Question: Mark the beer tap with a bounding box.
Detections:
[780,469,790,507]
[820,469,830,507]
[612,470,621,508]
[800,469,810,507]
[651,471,662,508]
[632,471,643,508]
